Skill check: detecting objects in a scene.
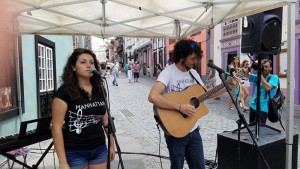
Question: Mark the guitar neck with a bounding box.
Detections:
[198,81,229,102]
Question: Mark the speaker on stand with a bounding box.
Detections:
[241,7,283,55]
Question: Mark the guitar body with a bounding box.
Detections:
[153,84,209,138]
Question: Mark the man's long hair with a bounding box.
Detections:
[173,39,202,63]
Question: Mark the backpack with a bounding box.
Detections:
[265,76,286,127]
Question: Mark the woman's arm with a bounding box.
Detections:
[101,112,115,162]
[51,98,69,168]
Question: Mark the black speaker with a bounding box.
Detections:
[217,126,298,169]
[241,7,282,54]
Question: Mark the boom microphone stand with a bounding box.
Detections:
[100,77,125,169]
[216,69,271,169]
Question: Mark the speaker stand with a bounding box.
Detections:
[218,72,271,169]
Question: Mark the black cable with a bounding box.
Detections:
[156,124,163,169]
[118,152,169,160]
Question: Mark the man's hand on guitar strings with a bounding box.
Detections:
[180,104,196,117]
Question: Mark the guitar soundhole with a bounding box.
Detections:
[190,97,200,108]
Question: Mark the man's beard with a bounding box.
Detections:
[180,59,191,70]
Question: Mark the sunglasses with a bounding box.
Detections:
[190,41,198,49]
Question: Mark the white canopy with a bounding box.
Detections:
[11,0,294,39]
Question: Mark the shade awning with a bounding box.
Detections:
[9,0,295,39]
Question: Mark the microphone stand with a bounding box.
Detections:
[100,78,125,169]
[218,71,271,169]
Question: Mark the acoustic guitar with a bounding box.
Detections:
[153,82,228,138]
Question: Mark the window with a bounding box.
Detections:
[277,49,287,77]
[38,45,54,92]
[35,35,56,117]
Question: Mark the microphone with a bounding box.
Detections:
[90,67,106,79]
[207,62,230,76]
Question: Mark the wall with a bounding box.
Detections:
[0,35,72,163]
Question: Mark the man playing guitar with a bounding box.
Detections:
[148,39,232,169]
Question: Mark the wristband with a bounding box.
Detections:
[178,104,182,112]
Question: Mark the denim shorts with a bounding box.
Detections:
[65,144,107,169]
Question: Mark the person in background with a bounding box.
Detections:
[112,61,119,86]
[165,57,174,67]
[206,59,221,100]
[240,59,250,101]
[148,39,233,169]
[244,59,279,124]
[124,63,128,77]
[142,63,147,76]
[128,62,133,83]
[228,56,249,111]
[52,48,115,169]
[155,63,162,79]
[133,61,140,82]
[147,66,151,77]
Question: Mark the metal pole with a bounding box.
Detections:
[286,2,296,169]
[13,14,23,123]
[101,0,107,39]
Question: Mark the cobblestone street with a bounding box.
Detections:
[2,72,299,169]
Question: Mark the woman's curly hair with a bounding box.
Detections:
[173,39,203,63]
[60,48,104,100]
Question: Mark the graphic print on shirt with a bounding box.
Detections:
[69,101,105,134]
[171,78,195,92]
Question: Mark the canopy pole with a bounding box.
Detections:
[101,0,107,39]
[13,14,23,123]
[286,2,296,169]
[174,20,180,40]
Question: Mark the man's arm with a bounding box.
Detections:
[148,82,196,117]
[148,82,179,110]
[207,69,212,80]
[261,75,276,91]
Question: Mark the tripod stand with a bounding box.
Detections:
[251,55,281,137]
[100,77,125,169]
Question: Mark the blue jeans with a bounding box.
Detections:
[165,128,205,169]
[249,108,268,125]
[112,72,118,85]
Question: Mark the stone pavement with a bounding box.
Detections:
[2,72,299,169]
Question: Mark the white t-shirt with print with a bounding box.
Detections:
[157,63,205,132]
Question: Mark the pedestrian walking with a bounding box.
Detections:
[147,66,150,77]
[128,62,133,83]
[206,59,220,100]
[112,61,119,86]
[133,61,140,82]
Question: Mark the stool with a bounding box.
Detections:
[6,147,30,169]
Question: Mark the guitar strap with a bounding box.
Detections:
[189,70,207,92]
